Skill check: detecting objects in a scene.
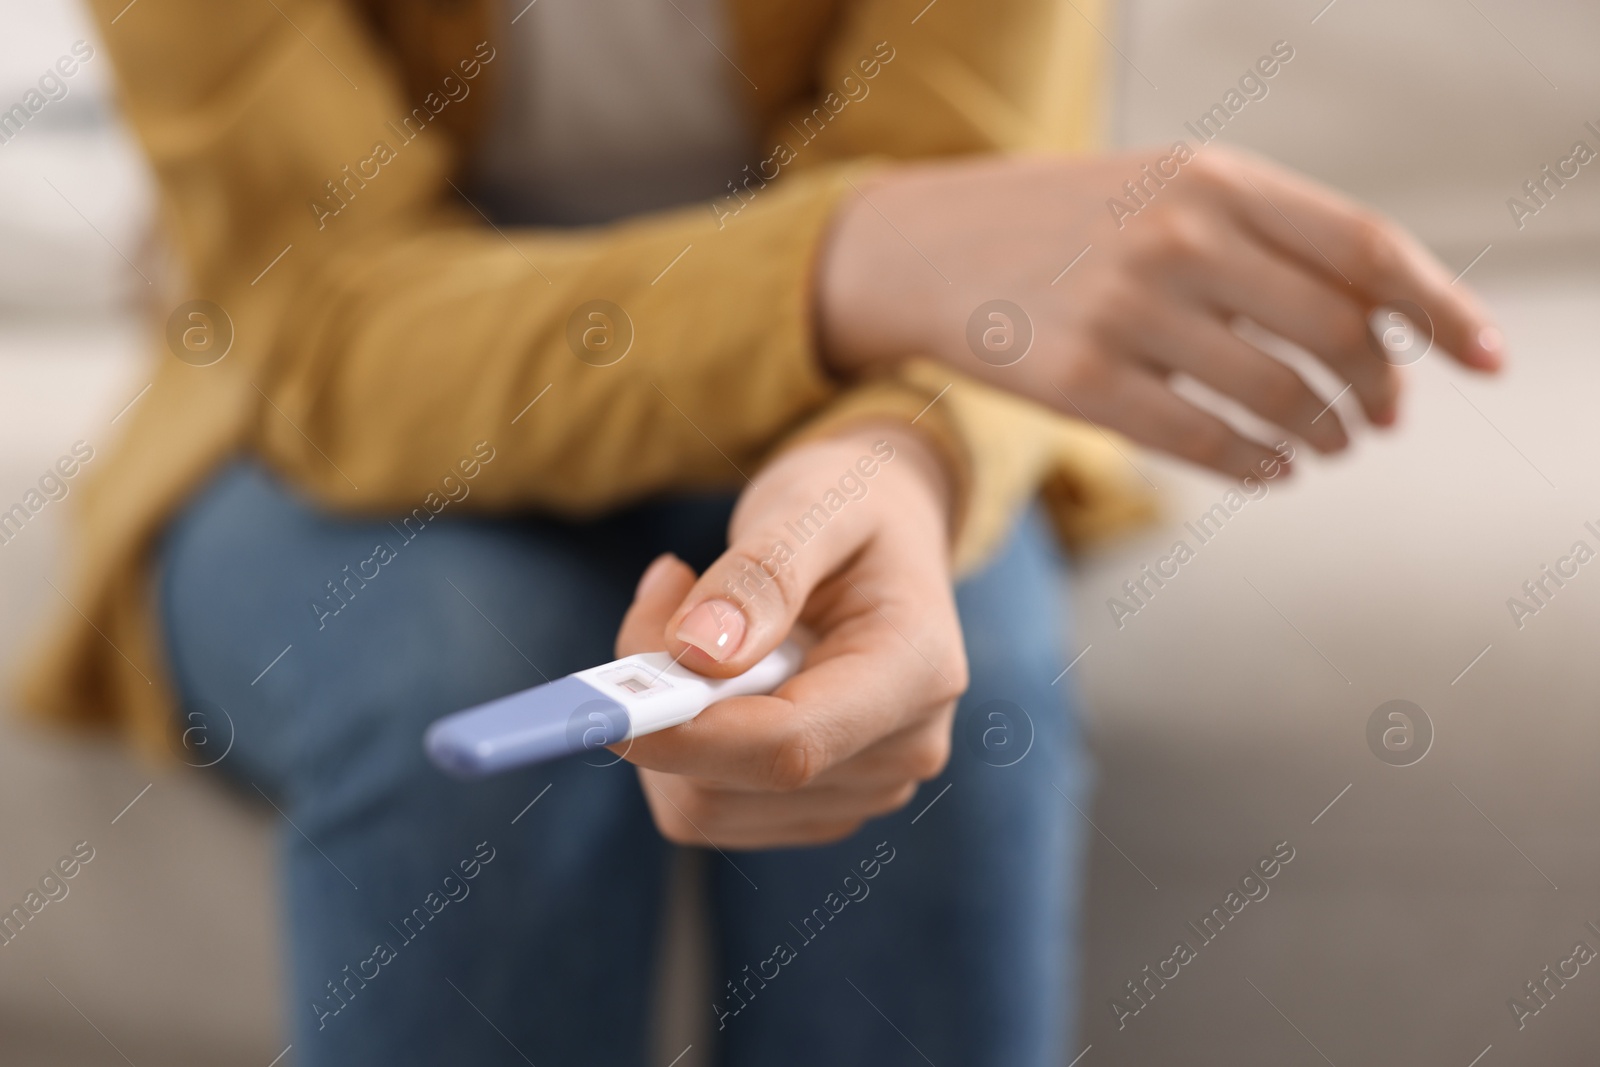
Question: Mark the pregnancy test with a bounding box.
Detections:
[425,641,804,778]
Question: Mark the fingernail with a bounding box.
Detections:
[675,599,746,662]
[1475,326,1505,367]
[635,554,680,599]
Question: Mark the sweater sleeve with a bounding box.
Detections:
[89,0,934,516]
[89,0,1127,567]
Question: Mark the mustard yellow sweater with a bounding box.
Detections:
[22,0,1152,757]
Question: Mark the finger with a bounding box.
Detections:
[1190,229,1400,425]
[660,474,897,679]
[1201,151,1503,370]
[1062,363,1289,481]
[615,553,696,658]
[810,714,955,788]
[626,602,961,790]
[660,816,864,851]
[1123,297,1349,453]
[662,778,920,828]
[640,772,864,849]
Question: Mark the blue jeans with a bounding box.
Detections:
[157,461,1090,1067]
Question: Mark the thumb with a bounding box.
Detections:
[616,554,697,658]
[664,515,865,678]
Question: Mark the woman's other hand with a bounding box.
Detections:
[818,146,1504,480]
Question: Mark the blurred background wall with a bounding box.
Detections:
[0,0,1595,1064]
[1079,4,1600,1065]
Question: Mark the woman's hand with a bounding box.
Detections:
[818,146,1504,480]
[612,425,967,850]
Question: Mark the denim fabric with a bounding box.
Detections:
[157,461,1090,1067]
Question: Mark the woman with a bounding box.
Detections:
[26,0,1499,1064]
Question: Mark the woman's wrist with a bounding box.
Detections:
[814,170,940,381]
[864,423,955,544]
[748,421,956,554]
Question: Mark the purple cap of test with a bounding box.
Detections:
[424,676,631,778]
